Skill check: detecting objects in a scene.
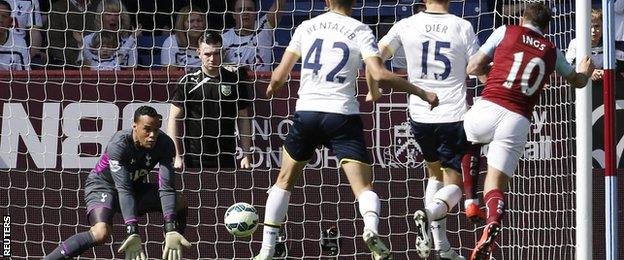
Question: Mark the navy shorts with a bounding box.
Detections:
[409,120,467,173]
[284,111,371,164]
[84,183,163,225]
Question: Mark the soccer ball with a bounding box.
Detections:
[224,202,259,237]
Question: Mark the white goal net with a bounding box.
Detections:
[0,0,592,259]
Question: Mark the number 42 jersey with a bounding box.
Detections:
[286,11,381,115]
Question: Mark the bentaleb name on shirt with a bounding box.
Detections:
[306,21,356,40]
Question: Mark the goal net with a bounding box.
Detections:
[0,0,592,259]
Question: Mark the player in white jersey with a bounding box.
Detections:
[378,0,480,259]
[222,0,285,72]
[253,1,438,259]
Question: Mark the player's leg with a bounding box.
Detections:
[461,143,485,223]
[330,114,390,259]
[256,112,317,259]
[45,191,115,259]
[470,109,529,260]
[419,122,466,259]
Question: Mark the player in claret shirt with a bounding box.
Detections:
[464,3,594,260]
[46,106,190,260]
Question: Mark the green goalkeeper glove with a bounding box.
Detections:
[162,231,191,260]
[118,234,146,260]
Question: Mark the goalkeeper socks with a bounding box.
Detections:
[259,186,291,256]
[176,207,188,234]
[425,184,462,220]
[357,190,381,234]
[430,218,450,251]
[461,144,481,201]
[484,189,505,224]
[425,179,443,206]
[45,231,96,259]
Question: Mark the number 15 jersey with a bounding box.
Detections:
[379,12,480,123]
[286,11,381,115]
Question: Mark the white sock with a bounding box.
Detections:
[425,184,462,220]
[358,190,381,234]
[425,179,443,206]
[430,218,450,251]
[259,186,291,256]
[465,198,480,209]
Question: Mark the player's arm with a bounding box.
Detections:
[267,0,286,29]
[557,51,595,88]
[266,50,298,97]
[108,142,147,259]
[467,25,506,76]
[364,43,395,101]
[237,107,252,168]
[158,140,191,260]
[364,56,439,109]
[167,104,184,169]
[236,67,253,169]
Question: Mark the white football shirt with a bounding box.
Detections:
[8,0,43,39]
[80,33,138,70]
[0,29,30,70]
[223,15,274,72]
[160,35,201,71]
[379,12,480,123]
[287,11,380,115]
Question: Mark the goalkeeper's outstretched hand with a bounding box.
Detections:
[162,231,191,260]
[118,234,146,260]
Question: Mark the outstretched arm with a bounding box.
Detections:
[364,56,439,109]
[266,50,298,97]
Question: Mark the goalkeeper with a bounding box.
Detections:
[45,106,190,260]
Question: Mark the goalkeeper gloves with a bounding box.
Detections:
[118,233,146,260]
[162,231,191,260]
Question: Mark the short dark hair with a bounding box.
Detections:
[133,106,161,122]
[198,31,223,47]
[0,0,11,11]
[523,3,552,31]
[332,0,354,8]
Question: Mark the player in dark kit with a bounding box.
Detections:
[465,3,594,260]
[45,106,191,260]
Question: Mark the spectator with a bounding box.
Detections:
[7,0,44,64]
[78,0,137,69]
[167,32,253,170]
[566,9,604,81]
[222,0,285,72]
[47,0,99,67]
[0,0,29,70]
[160,5,206,71]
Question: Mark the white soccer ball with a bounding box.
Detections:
[224,202,259,237]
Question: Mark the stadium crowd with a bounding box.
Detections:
[0,0,621,72]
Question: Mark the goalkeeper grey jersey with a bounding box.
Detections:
[86,129,177,224]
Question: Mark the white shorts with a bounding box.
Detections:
[464,99,530,177]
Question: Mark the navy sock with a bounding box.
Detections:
[45,231,97,259]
